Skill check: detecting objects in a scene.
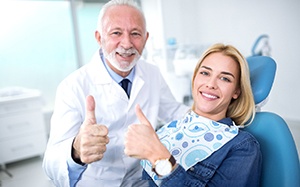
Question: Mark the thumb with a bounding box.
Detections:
[135,104,151,127]
[85,95,96,124]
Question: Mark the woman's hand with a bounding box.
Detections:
[124,105,171,165]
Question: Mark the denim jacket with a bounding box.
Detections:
[143,118,262,187]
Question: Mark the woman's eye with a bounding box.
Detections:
[221,77,231,82]
[200,71,209,76]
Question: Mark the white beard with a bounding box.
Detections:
[102,47,141,72]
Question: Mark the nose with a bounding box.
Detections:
[120,33,133,49]
[206,77,218,89]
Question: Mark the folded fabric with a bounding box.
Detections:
[141,110,239,185]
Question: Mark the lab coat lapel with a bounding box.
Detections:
[128,62,145,108]
[89,52,112,85]
[89,51,129,100]
[89,51,146,107]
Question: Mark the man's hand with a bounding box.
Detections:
[72,95,109,164]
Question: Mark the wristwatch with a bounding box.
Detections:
[152,155,176,177]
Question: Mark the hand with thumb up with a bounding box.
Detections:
[72,95,109,164]
[124,105,171,165]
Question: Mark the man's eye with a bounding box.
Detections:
[112,31,121,35]
[132,32,141,36]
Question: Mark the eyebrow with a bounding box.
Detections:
[200,65,236,78]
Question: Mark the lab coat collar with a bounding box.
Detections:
[89,51,140,85]
[87,50,146,105]
[99,49,135,84]
[130,63,145,101]
[87,51,114,85]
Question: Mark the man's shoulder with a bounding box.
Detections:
[61,54,105,83]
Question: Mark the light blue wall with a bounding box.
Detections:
[0,1,102,112]
[0,1,76,111]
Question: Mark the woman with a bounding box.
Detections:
[124,43,262,186]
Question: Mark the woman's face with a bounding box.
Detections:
[192,52,241,121]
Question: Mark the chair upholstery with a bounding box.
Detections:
[244,56,300,187]
[247,56,276,105]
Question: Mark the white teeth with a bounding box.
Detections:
[117,48,136,57]
[202,92,217,99]
[119,52,134,57]
[119,53,129,57]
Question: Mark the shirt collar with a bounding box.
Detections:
[218,117,233,126]
[99,49,135,83]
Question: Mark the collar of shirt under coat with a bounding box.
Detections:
[99,49,135,84]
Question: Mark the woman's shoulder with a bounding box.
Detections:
[237,129,258,141]
[230,129,261,151]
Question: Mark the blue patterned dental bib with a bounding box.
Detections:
[141,110,239,184]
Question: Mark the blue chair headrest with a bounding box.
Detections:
[246,56,276,105]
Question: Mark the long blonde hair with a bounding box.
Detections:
[191,43,255,126]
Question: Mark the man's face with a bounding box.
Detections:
[97,5,149,75]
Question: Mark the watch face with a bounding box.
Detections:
[155,159,172,176]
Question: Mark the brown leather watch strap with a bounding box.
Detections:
[169,155,176,167]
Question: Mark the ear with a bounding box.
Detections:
[141,32,149,49]
[145,31,149,41]
[95,30,101,45]
[232,88,241,99]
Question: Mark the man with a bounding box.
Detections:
[42,0,189,186]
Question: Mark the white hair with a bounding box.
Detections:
[96,0,147,35]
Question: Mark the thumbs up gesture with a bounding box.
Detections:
[124,105,171,165]
[72,95,109,164]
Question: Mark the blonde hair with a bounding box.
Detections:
[191,43,255,126]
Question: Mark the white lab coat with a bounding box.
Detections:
[43,52,189,187]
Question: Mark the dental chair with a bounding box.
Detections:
[244,56,300,187]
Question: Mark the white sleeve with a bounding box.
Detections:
[158,71,190,123]
[43,137,73,187]
[42,79,86,187]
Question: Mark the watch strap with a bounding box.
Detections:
[169,155,176,167]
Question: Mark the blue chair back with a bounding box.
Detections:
[244,56,300,187]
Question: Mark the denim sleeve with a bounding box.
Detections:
[154,132,262,187]
[205,136,262,187]
[67,156,87,187]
